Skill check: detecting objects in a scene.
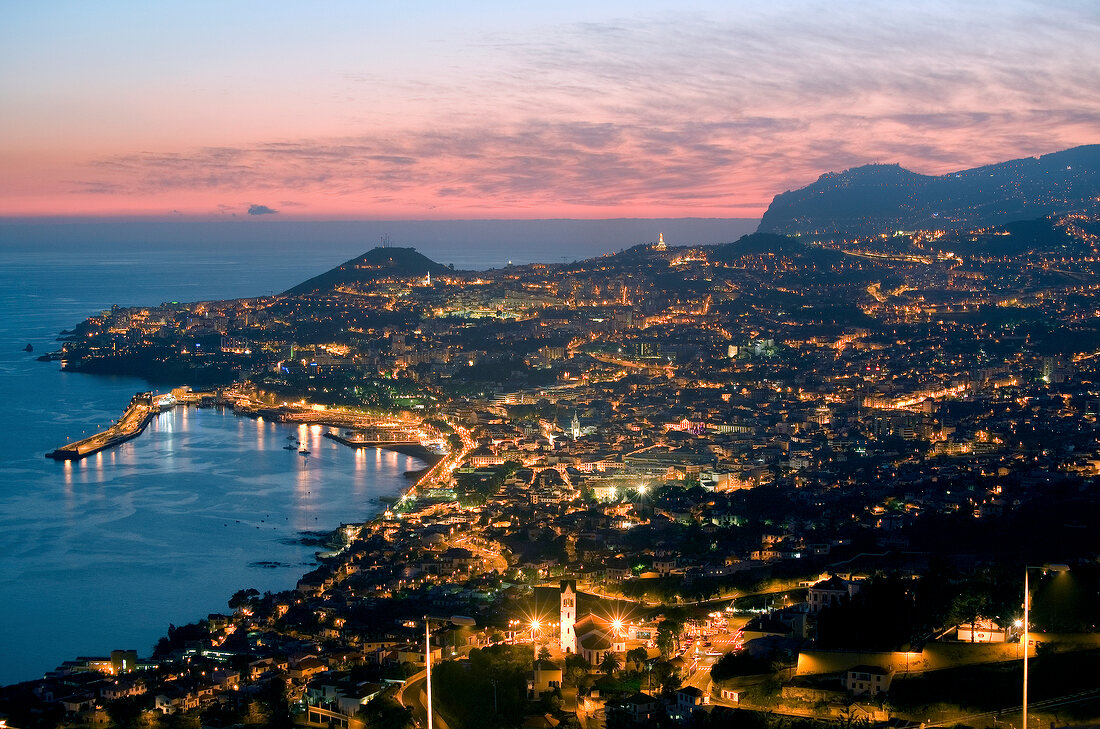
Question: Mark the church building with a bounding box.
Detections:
[558,579,626,666]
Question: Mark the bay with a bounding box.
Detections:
[0,217,756,685]
[0,238,404,686]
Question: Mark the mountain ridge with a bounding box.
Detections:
[758,144,1100,236]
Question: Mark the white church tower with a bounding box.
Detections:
[560,579,577,653]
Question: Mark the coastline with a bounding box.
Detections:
[14,400,423,687]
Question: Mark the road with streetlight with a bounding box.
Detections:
[452,533,509,574]
[401,670,453,729]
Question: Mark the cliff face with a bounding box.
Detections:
[758,145,1100,236]
[284,247,451,295]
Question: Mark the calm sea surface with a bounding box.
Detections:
[0,219,755,685]
[0,239,415,685]
[0,240,435,685]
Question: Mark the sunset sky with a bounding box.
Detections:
[2,1,1097,220]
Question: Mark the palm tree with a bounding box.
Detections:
[599,651,621,676]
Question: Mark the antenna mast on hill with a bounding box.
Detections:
[381,234,390,248]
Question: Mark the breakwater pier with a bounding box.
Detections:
[45,388,214,461]
[323,430,443,465]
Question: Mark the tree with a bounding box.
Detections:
[254,678,293,729]
[626,647,649,672]
[661,613,685,650]
[650,659,678,694]
[710,651,772,682]
[948,591,991,642]
[201,702,245,727]
[656,623,677,659]
[104,696,146,729]
[599,652,620,676]
[540,687,564,714]
[538,646,552,662]
[564,653,591,683]
[228,587,260,611]
[358,693,414,729]
[431,644,532,728]
[156,711,201,729]
[660,671,682,697]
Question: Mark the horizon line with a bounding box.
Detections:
[0,215,761,225]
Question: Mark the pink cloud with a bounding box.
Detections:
[1,3,1096,219]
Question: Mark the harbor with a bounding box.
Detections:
[44,387,445,465]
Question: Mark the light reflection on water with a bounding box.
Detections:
[0,228,718,686]
[0,406,418,686]
[0,237,433,686]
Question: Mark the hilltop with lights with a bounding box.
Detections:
[285,246,454,295]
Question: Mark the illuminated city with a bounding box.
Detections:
[1,2,1099,729]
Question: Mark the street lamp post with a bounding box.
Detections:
[425,619,433,729]
[1022,564,1069,729]
[425,614,476,729]
[1023,569,1030,729]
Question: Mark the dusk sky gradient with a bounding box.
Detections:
[2,0,1098,220]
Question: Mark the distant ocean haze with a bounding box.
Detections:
[0,218,758,276]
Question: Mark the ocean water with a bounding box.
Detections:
[0,238,408,686]
[0,218,756,685]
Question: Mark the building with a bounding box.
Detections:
[557,579,626,665]
[528,660,563,699]
[955,618,1007,643]
[807,576,862,613]
[845,665,894,696]
[574,614,626,667]
[610,692,662,723]
[304,676,384,728]
[677,685,709,712]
